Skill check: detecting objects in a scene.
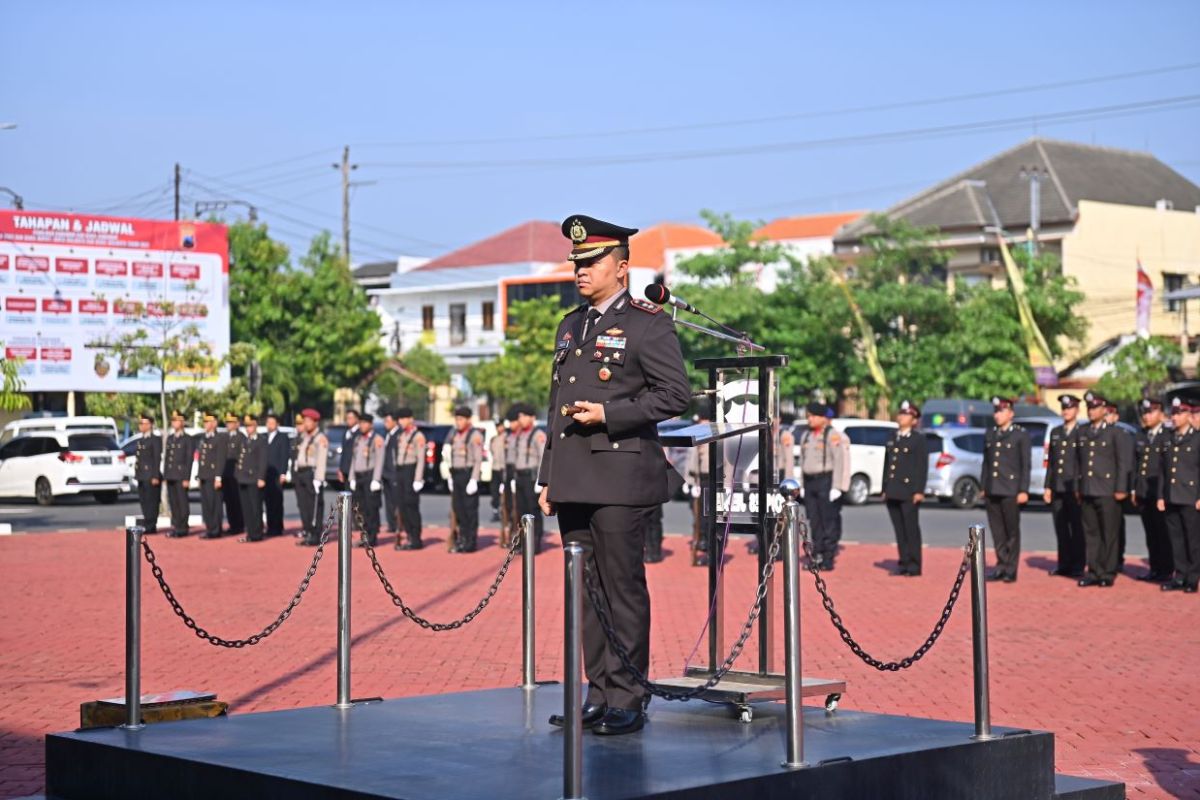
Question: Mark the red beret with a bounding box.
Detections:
[301,408,321,421]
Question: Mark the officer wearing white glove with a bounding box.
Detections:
[466,479,478,495]
[691,484,702,499]
[830,489,842,502]
[448,407,485,552]
[349,479,357,491]
[370,480,382,493]
[412,480,424,493]
[797,402,850,571]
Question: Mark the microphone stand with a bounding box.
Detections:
[671,308,765,355]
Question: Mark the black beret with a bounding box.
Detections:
[395,406,414,418]
[358,412,374,423]
[805,401,829,417]
[505,406,521,422]
[454,406,472,418]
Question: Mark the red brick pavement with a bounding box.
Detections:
[0,525,1197,799]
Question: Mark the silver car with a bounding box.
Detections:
[924,427,986,508]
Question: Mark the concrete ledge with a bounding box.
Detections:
[123,514,204,529]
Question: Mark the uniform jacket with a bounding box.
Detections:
[265,430,290,476]
[1076,422,1133,497]
[163,431,194,481]
[539,292,690,506]
[449,427,485,480]
[513,426,547,472]
[882,429,929,500]
[293,431,329,477]
[195,432,227,480]
[235,434,267,485]
[1161,426,1200,506]
[134,434,163,481]
[1135,424,1167,500]
[395,427,426,481]
[797,425,851,493]
[382,428,400,480]
[222,429,244,470]
[339,427,358,477]
[1044,422,1080,494]
[351,429,385,482]
[490,431,508,477]
[982,425,1031,497]
[686,438,711,485]
[777,428,796,479]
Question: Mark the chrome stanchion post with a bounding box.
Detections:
[779,482,806,768]
[562,543,586,800]
[336,491,354,709]
[521,513,537,690]
[122,525,145,730]
[969,523,993,740]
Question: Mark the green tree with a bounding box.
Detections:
[1092,336,1182,405]
[227,223,386,412]
[366,344,449,419]
[468,297,563,411]
[0,358,31,412]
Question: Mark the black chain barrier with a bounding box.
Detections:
[582,510,788,702]
[141,506,339,648]
[356,501,525,631]
[801,522,981,671]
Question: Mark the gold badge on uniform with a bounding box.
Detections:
[598,367,612,382]
[569,219,587,243]
[605,327,624,336]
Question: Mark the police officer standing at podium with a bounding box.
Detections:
[540,214,690,736]
[982,397,1030,582]
[882,400,927,576]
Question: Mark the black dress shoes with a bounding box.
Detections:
[1161,579,1187,592]
[548,703,607,729]
[592,707,646,736]
[986,570,1007,581]
[1185,583,1198,594]
[1078,575,1113,587]
[1002,574,1017,583]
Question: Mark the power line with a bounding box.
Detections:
[354,62,1200,149]
[357,95,1200,172]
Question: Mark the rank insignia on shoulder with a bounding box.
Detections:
[631,297,661,314]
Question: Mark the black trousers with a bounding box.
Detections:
[450,468,479,550]
[293,468,323,541]
[1138,497,1173,576]
[198,477,223,537]
[396,464,423,544]
[1081,494,1121,581]
[644,504,664,559]
[239,482,264,541]
[558,502,653,712]
[353,471,381,543]
[1049,490,1085,574]
[803,472,841,563]
[382,474,401,532]
[985,495,1021,577]
[165,479,189,534]
[137,480,160,533]
[222,461,244,534]
[263,468,285,536]
[1164,502,1200,585]
[514,469,544,550]
[886,497,922,574]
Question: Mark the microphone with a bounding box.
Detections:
[644,284,699,315]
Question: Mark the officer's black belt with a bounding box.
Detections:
[804,471,833,478]
[295,467,314,473]
[516,469,535,477]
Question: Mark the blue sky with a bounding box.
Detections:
[3,0,1199,265]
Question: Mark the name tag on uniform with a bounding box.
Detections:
[596,335,626,349]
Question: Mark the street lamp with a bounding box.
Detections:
[1019,165,1049,254]
[0,187,23,210]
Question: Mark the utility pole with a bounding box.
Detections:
[173,163,181,221]
[333,146,358,265]
[1019,165,1048,256]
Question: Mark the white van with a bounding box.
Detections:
[1,416,120,445]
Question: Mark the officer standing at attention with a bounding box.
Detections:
[490,411,511,528]
[221,412,245,537]
[163,410,194,538]
[1104,400,1135,570]
[1043,394,1085,577]
[263,413,290,537]
[882,400,928,577]
[1157,398,1200,593]
[539,214,690,736]
[196,413,227,539]
[134,413,163,535]
[686,412,712,566]
[1134,397,1173,582]
[798,402,850,571]
[513,404,548,553]
[393,407,427,550]
[236,415,268,543]
[1077,393,1132,587]
[381,409,403,536]
[449,407,485,553]
[350,413,385,547]
[293,409,329,547]
[502,405,521,541]
[982,397,1030,582]
[777,417,796,481]
[338,409,361,488]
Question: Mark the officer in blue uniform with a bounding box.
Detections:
[541,215,691,736]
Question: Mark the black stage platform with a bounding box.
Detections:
[46,685,1123,800]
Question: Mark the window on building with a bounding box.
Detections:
[481,301,495,331]
[421,305,435,331]
[979,246,1001,265]
[449,303,466,345]
[1164,273,1186,312]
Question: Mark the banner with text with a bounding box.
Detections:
[0,210,230,392]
